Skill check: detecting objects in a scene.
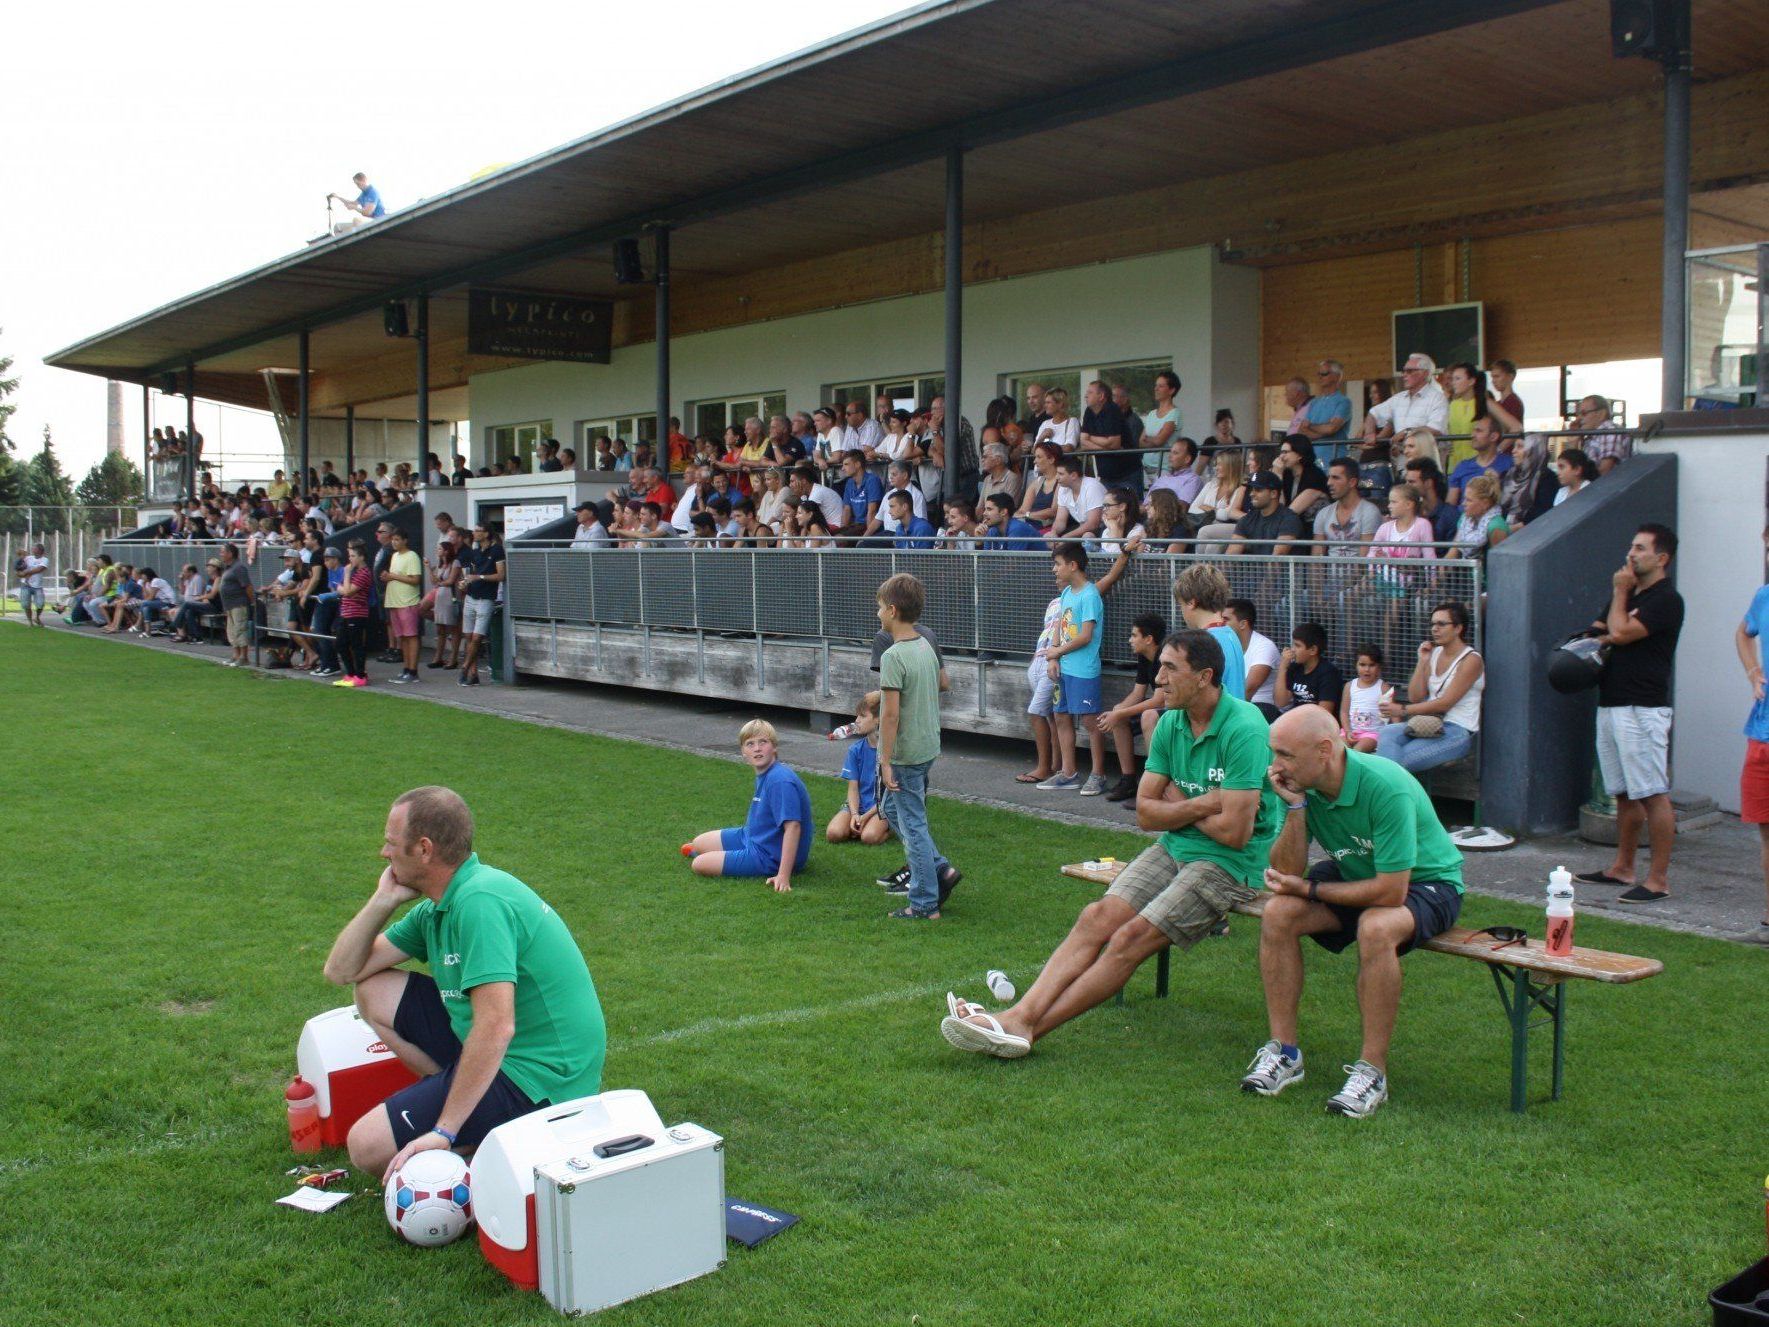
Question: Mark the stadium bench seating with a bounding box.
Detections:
[1060,861,1662,1113]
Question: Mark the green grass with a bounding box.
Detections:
[4,625,1764,1326]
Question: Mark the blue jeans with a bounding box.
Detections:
[1375,721,1473,773]
[880,758,948,914]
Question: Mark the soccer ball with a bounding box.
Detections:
[383,1149,473,1246]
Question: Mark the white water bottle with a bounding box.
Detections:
[827,724,853,741]
[1545,865,1574,956]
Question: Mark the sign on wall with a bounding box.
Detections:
[504,502,567,538]
[468,289,613,363]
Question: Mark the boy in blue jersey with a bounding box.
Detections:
[1171,562,1246,701]
[1035,542,1106,791]
[684,720,812,892]
[890,490,938,549]
[826,691,892,846]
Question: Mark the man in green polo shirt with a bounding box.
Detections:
[941,629,1280,1058]
[323,786,605,1177]
[1242,705,1463,1118]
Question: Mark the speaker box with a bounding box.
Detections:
[383,300,410,337]
[159,372,180,396]
[613,238,646,285]
[1610,0,1684,60]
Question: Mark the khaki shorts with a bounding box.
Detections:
[1106,842,1258,949]
[225,605,251,645]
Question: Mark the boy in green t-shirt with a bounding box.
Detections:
[876,573,959,920]
[1241,705,1464,1119]
[941,629,1279,1059]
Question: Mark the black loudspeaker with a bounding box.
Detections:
[613,237,646,285]
[159,372,179,396]
[384,300,410,337]
[1610,0,1683,60]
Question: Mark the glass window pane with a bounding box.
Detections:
[762,394,786,422]
[696,403,725,437]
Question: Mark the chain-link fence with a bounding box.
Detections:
[505,544,1480,672]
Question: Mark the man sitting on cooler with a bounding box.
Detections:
[323,787,605,1176]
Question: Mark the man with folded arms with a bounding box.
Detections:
[940,629,1278,1058]
[1241,706,1463,1118]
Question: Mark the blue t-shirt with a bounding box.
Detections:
[1745,585,1769,742]
[840,473,885,526]
[1208,624,1247,702]
[1058,581,1105,679]
[1305,392,1352,440]
[1448,452,1514,493]
[745,760,813,870]
[982,519,1044,552]
[840,738,880,813]
[893,517,937,549]
[356,185,385,218]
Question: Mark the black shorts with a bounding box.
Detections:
[383,973,543,1149]
[1304,859,1462,956]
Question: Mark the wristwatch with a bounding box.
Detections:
[1285,799,1307,812]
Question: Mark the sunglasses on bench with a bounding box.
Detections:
[1470,925,1528,950]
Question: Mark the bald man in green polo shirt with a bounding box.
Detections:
[1241,706,1464,1118]
[323,786,606,1178]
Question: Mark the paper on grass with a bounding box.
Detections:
[276,1186,353,1213]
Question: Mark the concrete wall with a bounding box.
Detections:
[1483,453,1678,834]
[467,246,1258,463]
[1657,425,1769,812]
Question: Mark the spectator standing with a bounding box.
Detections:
[1342,645,1392,753]
[14,542,48,627]
[1484,359,1525,434]
[1223,598,1281,720]
[1113,383,1145,457]
[1298,359,1353,455]
[1225,472,1304,557]
[1282,378,1311,438]
[427,539,463,671]
[1374,600,1484,773]
[1573,396,1632,474]
[384,527,424,684]
[1035,542,1107,793]
[1576,526,1684,903]
[370,522,398,663]
[1362,353,1448,444]
[458,523,505,688]
[876,574,960,919]
[1142,370,1184,455]
[1078,381,1137,493]
[666,417,695,475]
[1171,562,1247,703]
[333,540,374,686]
[217,542,254,668]
[1735,540,1769,937]
[1033,388,1080,452]
[1442,364,1490,469]
[1274,622,1344,719]
[1021,382,1049,437]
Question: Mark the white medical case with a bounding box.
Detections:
[533,1122,726,1317]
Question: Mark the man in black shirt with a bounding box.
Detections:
[1576,524,1684,903]
[1274,622,1344,719]
[1079,379,1140,492]
[1226,473,1305,557]
[457,523,506,687]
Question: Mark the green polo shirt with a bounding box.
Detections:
[383,854,606,1104]
[1303,749,1464,891]
[1144,693,1281,886]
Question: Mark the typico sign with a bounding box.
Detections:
[468,289,613,363]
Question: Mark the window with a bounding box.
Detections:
[824,374,945,417]
[1003,358,1172,421]
[691,392,787,442]
[577,414,657,451]
[486,419,554,469]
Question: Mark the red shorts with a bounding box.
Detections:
[389,605,422,639]
[1743,739,1769,824]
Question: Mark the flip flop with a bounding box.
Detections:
[1573,870,1630,885]
[945,992,988,1021]
[940,1011,1031,1059]
[1014,772,1049,784]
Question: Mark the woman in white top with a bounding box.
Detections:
[1374,600,1484,772]
[1094,488,1146,557]
[1142,369,1183,453]
[1190,448,1248,551]
[1033,387,1080,451]
[756,468,789,530]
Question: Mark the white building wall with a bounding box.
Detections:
[467,246,1258,460]
[1662,429,1769,813]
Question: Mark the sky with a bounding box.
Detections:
[1,0,913,483]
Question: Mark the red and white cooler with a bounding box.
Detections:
[294,1005,419,1148]
[473,1090,667,1291]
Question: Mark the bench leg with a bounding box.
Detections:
[1155,947,1170,999]
[1490,965,1568,1114]
[1550,983,1566,1102]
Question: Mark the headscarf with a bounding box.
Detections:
[1502,432,1548,525]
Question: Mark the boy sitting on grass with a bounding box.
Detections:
[683,719,813,892]
[827,691,892,846]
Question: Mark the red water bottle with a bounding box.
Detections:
[286,1076,322,1153]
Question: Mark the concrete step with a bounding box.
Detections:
[1578,789,1724,845]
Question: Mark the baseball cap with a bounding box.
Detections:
[322,546,343,560]
[1247,471,1283,492]
[573,502,596,513]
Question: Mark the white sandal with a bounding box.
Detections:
[940,1010,1031,1059]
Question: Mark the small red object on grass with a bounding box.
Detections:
[680,843,695,858]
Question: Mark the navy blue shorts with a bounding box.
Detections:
[383,973,542,1149]
[1304,859,1462,956]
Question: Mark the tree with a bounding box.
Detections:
[23,426,76,535]
[75,451,145,532]
[0,332,23,534]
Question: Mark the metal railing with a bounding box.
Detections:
[504,543,1480,673]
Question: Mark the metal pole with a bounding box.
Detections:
[141,382,151,482]
[185,363,197,501]
[346,405,355,480]
[654,225,671,473]
[415,294,430,484]
[1659,0,1691,410]
[298,329,311,498]
[1756,243,1769,408]
[944,145,963,484]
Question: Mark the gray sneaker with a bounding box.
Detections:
[1239,1041,1305,1096]
[1035,772,1084,791]
[1325,1060,1388,1118]
[1078,774,1109,796]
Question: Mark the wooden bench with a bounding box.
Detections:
[1061,861,1663,1113]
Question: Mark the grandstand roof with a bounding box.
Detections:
[47,0,1769,414]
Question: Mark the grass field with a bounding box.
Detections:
[5,625,1764,1326]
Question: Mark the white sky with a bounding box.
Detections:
[1,0,911,482]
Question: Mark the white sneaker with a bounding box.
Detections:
[1325,1060,1388,1118]
[1239,1041,1305,1096]
[1078,774,1109,796]
[1035,772,1083,791]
